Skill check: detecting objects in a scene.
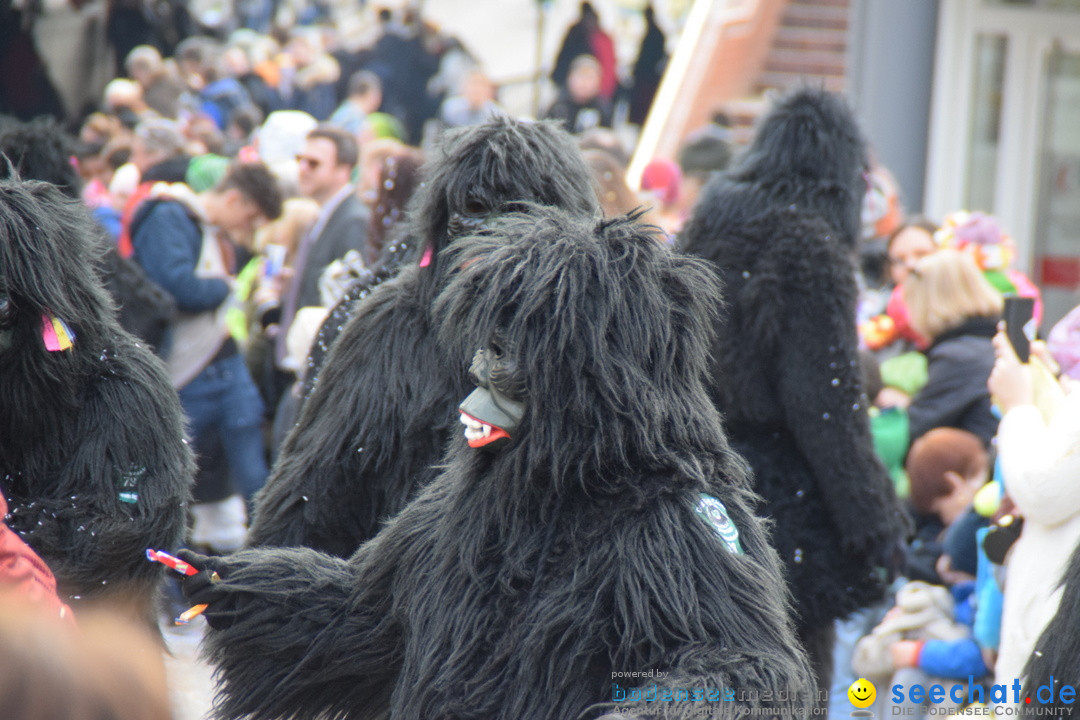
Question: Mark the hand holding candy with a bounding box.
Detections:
[146,548,224,626]
[174,549,237,630]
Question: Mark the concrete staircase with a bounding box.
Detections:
[629,0,852,184]
[724,0,850,141]
[757,0,848,95]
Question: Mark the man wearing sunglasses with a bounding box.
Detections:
[287,125,370,320]
[269,125,370,438]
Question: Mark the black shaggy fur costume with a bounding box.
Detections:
[248,117,599,557]
[1023,545,1080,712]
[0,116,176,351]
[0,178,192,621]
[678,88,908,672]
[183,207,814,720]
[0,116,82,199]
[299,117,597,399]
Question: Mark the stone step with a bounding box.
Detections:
[765,47,847,76]
[756,70,846,94]
[788,0,848,7]
[780,1,849,30]
[773,25,847,53]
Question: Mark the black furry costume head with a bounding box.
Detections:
[302,116,600,392]
[366,116,601,307]
[678,88,907,638]
[411,117,598,267]
[435,207,735,499]
[0,180,118,430]
[196,207,814,720]
[0,177,191,620]
[715,86,868,248]
[0,116,83,200]
[252,118,600,557]
[0,115,176,350]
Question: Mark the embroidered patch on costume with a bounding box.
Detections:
[694,493,744,555]
[115,466,146,504]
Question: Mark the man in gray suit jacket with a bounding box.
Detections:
[271,126,370,439]
[284,125,371,323]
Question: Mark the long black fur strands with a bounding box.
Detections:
[0,116,177,351]
[717,86,867,248]
[409,116,600,307]
[434,207,737,502]
[198,207,815,720]
[678,87,908,633]
[1024,544,1080,711]
[0,178,193,623]
[249,117,600,557]
[721,85,864,245]
[0,115,83,200]
[301,116,601,396]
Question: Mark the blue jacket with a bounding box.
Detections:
[201,78,252,130]
[132,199,229,313]
[918,583,989,679]
[919,637,989,679]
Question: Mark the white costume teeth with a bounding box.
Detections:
[459,413,492,442]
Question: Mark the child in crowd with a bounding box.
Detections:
[852,427,993,717]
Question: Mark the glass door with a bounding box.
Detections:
[1033,40,1080,326]
[965,34,1008,212]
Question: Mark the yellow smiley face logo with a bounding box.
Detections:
[848,678,876,708]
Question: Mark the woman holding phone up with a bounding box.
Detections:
[989,318,1080,697]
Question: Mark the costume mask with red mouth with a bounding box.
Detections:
[458,344,525,450]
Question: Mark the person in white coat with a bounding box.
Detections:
[988,328,1080,689]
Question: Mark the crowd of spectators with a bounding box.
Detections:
[4,1,1080,717]
[0,1,697,562]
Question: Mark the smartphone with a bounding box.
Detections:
[1003,296,1036,363]
[264,244,287,278]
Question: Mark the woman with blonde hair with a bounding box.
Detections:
[904,249,1003,446]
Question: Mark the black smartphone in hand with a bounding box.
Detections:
[1003,296,1035,363]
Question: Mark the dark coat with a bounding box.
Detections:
[299,232,416,400]
[907,315,999,447]
[629,12,667,124]
[544,93,613,133]
[132,199,230,312]
[551,15,593,90]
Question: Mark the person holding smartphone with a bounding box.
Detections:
[988,320,1080,694]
